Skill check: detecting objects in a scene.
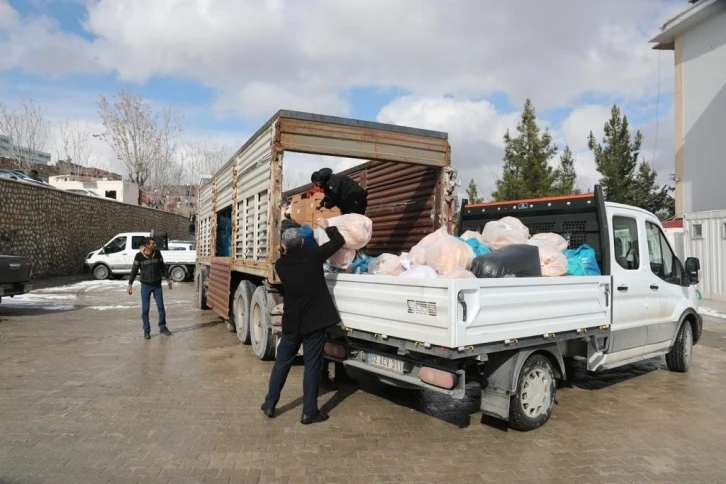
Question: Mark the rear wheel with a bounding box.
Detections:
[509,354,556,432]
[666,322,693,373]
[250,287,275,360]
[232,281,256,344]
[169,265,187,283]
[93,264,110,280]
[195,267,210,310]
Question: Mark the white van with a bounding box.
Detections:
[85,232,197,282]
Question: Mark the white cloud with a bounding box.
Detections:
[2,0,684,119]
[376,96,676,199]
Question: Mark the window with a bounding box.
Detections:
[612,216,640,270]
[646,222,683,285]
[722,222,726,239]
[692,224,703,238]
[131,236,146,250]
[105,236,127,254]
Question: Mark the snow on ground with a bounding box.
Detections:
[3,280,127,311]
[699,307,726,321]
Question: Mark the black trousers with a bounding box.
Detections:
[339,190,368,216]
[264,328,326,416]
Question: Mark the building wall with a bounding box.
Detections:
[49,178,140,205]
[0,178,190,279]
[680,8,726,213]
[684,210,726,301]
[0,134,52,165]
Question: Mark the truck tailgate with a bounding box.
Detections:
[0,256,33,285]
[327,274,612,349]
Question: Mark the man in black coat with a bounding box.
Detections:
[311,168,368,215]
[261,219,345,424]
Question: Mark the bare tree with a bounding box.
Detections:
[55,120,102,176]
[0,96,50,172]
[96,88,182,204]
[181,136,232,184]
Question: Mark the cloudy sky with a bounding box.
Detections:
[0,0,685,198]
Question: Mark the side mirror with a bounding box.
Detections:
[684,257,700,285]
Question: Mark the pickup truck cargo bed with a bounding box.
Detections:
[327,273,612,349]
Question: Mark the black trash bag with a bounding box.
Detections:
[470,244,542,278]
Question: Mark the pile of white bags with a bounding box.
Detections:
[481,216,530,249]
[368,253,406,276]
[423,235,475,275]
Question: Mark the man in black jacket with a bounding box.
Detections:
[311,168,368,215]
[127,237,173,339]
[261,219,345,424]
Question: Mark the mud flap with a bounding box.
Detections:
[481,387,510,420]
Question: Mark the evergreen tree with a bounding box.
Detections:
[492,99,576,200]
[552,145,580,195]
[588,105,674,218]
[466,178,484,204]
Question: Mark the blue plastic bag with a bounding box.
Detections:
[349,255,373,274]
[564,244,601,276]
[458,237,491,257]
[300,224,318,248]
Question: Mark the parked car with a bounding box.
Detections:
[0,255,33,303]
[0,169,48,186]
[66,188,100,197]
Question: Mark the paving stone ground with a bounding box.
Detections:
[1,279,725,484]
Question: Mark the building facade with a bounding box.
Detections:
[0,134,52,165]
[651,0,726,215]
[49,175,140,205]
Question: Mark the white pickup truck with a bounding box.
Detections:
[85,232,197,282]
[325,189,703,431]
[194,110,702,431]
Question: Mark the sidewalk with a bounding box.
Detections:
[700,299,726,319]
[31,274,94,290]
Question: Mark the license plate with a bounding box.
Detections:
[366,353,405,374]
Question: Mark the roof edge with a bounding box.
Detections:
[650,0,725,46]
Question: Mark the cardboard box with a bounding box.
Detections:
[290,192,340,228]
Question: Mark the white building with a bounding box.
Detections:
[49,174,140,205]
[651,0,726,300]
[0,133,52,165]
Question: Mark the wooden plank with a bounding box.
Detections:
[207,257,231,319]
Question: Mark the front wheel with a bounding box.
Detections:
[666,322,693,373]
[509,354,556,432]
[93,264,110,280]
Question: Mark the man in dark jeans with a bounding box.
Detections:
[261,219,345,424]
[127,237,173,339]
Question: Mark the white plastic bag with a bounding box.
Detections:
[481,216,530,249]
[460,230,484,244]
[536,242,569,277]
[438,267,477,279]
[400,265,439,279]
[316,214,373,250]
[530,232,568,252]
[409,226,449,265]
[368,253,405,276]
[399,252,412,270]
[316,226,358,269]
[423,235,476,275]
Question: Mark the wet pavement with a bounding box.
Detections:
[1,279,725,484]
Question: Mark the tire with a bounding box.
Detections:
[666,322,693,373]
[232,281,256,344]
[169,265,187,283]
[249,286,275,360]
[195,267,210,310]
[509,353,556,432]
[93,264,110,280]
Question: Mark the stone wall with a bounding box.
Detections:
[0,178,191,279]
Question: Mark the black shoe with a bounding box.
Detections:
[144,331,150,340]
[301,412,329,425]
[319,374,339,391]
[260,403,275,419]
[160,327,171,336]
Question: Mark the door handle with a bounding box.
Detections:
[617,285,628,292]
[650,284,659,290]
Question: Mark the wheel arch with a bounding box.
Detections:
[676,308,703,345]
